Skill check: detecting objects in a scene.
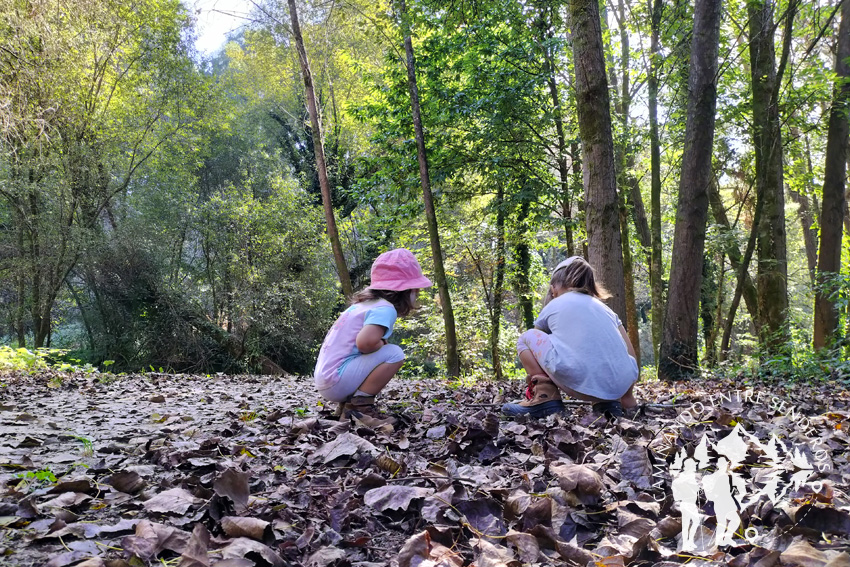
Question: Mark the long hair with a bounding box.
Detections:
[544,257,610,305]
[351,288,416,317]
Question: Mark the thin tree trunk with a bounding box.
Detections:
[721,186,764,358]
[569,0,626,322]
[658,0,722,380]
[287,0,353,298]
[491,185,506,380]
[570,141,585,256]
[398,0,460,376]
[15,206,26,347]
[699,253,718,365]
[708,180,760,326]
[814,0,850,350]
[648,0,664,363]
[515,195,535,330]
[609,0,641,363]
[66,278,95,351]
[749,0,794,351]
[786,130,820,285]
[705,253,725,366]
[540,19,575,257]
[787,187,818,285]
[620,200,641,364]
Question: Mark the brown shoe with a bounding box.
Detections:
[501,375,566,418]
[338,395,379,420]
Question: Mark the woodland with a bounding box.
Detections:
[0,0,848,380]
[1,0,850,565]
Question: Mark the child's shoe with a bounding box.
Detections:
[592,400,624,419]
[338,395,379,419]
[338,395,397,426]
[501,375,566,418]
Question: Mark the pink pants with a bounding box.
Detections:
[516,329,553,365]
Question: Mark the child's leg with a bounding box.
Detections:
[620,383,637,408]
[516,329,553,381]
[357,358,405,395]
[330,343,404,401]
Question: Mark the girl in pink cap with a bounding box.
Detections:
[502,256,639,419]
[314,248,432,419]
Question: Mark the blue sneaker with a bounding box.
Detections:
[592,400,624,419]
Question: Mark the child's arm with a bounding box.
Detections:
[356,324,388,354]
[619,325,638,360]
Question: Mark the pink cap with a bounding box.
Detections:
[369,249,433,291]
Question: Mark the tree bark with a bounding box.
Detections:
[648,0,664,363]
[608,0,642,363]
[658,0,722,380]
[813,0,850,350]
[749,0,793,351]
[515,195,535,330]
[287,0,353,298]
[398,0,460,376]
[539,12,575,258]
[569,0,626,323]
[491,185,507,380]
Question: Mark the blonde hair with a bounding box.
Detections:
[543,257,610,306]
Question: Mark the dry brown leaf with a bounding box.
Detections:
[364,485,434,512]
[549,463,604,505]
[143,487,200,515]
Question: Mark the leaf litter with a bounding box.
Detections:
[0,371,849,566]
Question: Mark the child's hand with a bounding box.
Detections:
[356,324,389,354]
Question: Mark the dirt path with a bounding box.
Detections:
[1,372,849,566]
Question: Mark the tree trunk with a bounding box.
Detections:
[540,19,575,258]
[749,0,793,352]
[813,0,850,350]
[704,253,725,366]
[721,186,764,359]
[787,187,818,285]
[708,180,760,326]
[287,0,353,298]
[620,201,641,364]
[658,0,722,380]
[608,0,641,363]
[15,207,26,347]
[648,0,664,364]
[787,130,820,285]
[398,0,460,376]
[491,185,507,380]
[569,0,626,322]
[515,194,535,330]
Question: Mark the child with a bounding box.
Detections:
[314,248,432,419]
[502,256,639,419]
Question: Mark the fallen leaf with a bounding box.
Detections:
[219,537,285,567]
[549,463,604,505]
[780,538,830,567]
[143,487,200,515]
[221,516,271,542]
[214,468,250,514]
[309,432,379,464]
[365,485,434,512]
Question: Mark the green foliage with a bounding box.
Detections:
[0,347,49,371]
[14,469,57,492]
[0,346,98,374]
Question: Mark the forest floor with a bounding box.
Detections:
[1,371,849,567]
